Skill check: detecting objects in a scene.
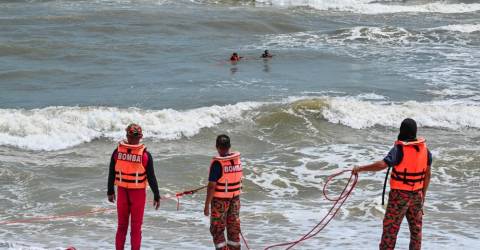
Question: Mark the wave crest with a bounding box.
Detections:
[257,0,480,14]
[0,103,262,151]
[2,96,480,150]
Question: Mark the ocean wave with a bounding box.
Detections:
[2,96,480,150]
[431,24,480,33]
[257,0,480,14]
[258,96,480,130]
[0,102,262,151]
[256,26,475,50]
[322,97,480,129]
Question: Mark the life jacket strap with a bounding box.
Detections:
[391,175,425,183]
[216,181,241,186]
[391,168,425,176]
[215,187,242,193]
[115,171,146,177]
[115,177,147,183]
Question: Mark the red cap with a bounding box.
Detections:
[126,123,143,137]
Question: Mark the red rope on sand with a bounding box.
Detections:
[262,170,358,250]
[0,186,208,225]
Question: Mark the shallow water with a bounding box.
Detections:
[1,0,479,249]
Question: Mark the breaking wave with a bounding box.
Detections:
[256,25,478,50]
[320,96,480,129]
[2,96,480,150]
[431,24,480,33]
[0,102,263,151]
[257,0,480,14]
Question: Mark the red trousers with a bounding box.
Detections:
[116,187,146,250]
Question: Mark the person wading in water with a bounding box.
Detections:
[204,134,243,250]
[353,118,432,250]
[107,123,160,250]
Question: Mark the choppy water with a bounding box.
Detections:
[1,0,479,249]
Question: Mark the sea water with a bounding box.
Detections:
[1,0,479,249]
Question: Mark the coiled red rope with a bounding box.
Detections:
[2,171,357,250]
[257,170,358,250]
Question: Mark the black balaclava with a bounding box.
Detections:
[398,118,417,142]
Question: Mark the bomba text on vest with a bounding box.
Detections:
[118,152,142,163]
[224,164,242,173]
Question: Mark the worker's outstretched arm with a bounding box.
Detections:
[352,160,389,174]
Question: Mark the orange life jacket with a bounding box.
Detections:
[114,141,147,189]
[211,152,242,198]
[390,138,428,191]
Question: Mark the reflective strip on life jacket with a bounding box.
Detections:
[211,152,243,198]
[114,141,147,189]
[390,138,428,191]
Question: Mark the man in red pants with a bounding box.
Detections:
[107,123,160,250]
[353,118,432,250]
[204,134,243,250]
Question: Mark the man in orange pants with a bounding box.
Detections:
[204,134,243,250]
[353,118,432,250]
[107,123,160,250]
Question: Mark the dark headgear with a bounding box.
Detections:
[398,118,417,142]
[216,134,231,149]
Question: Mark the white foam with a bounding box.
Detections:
[254,28,417,53]
[322,96,480,130]
[426,85,479,97]
[256,25,474,50]
[432,24,480,33]
[281,96,480,130]
[2,96,480,151]
[0,102,263,151]
[357,93,386,100]
[258,0,480,14]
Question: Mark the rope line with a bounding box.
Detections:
[0,186,207,225]
[259,170,358,250]
[1,171,357,250]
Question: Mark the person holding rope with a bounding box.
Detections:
[204,134,243,250]
[107,123,160,250]
[352,118,432,250]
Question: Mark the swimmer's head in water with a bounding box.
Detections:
[262,50,272,58]
[231,53,240,61]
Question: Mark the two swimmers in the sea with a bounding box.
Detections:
[229,50,273,62]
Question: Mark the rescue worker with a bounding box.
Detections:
[107,123,160,250]
[204,134,243,250]
[352,118,432,250]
